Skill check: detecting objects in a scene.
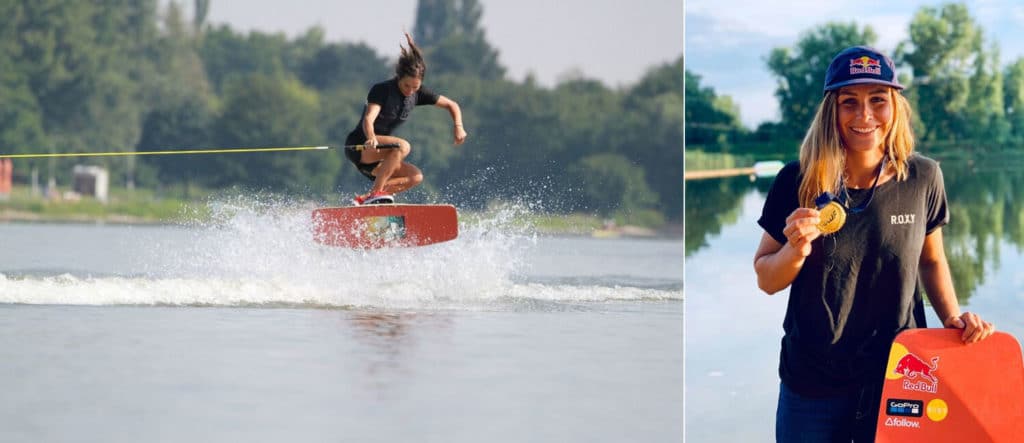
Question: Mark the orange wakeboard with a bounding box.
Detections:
[312,204,458,248]
[875,328,1024,442]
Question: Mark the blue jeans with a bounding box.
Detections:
[775,382,878,443]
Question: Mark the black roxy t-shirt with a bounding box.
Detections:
[347,78,440,143]
[757,154,949,397]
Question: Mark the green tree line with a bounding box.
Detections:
[686,2,1024,160]
[0,0,682,223]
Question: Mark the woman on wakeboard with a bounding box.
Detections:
[345,32,468,205]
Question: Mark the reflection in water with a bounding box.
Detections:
[685,175,763,256]
[344,312,452,394]
[935,153,1024,304]
[685,152,1024,302]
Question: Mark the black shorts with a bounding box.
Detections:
[344,136,379,181]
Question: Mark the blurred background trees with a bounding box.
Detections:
[688,2,1024,163]
[0,0,682,223]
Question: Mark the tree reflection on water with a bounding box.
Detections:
[684,175,755,257]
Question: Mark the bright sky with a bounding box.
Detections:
[686,0,1024,128]
[176,0,683,89]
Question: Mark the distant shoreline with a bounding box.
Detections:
[0,207,682,239]
[0,209,163,225]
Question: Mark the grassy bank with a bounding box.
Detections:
[0,185,204,224]
[685,150,756,171]
[1,185,680,238]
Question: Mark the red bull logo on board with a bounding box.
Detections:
[849,55,882,76]
[894,352,939,393]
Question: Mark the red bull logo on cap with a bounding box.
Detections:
[849,55,882,76]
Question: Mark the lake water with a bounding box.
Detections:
[0,201,683,443]
[685,156,1024,442]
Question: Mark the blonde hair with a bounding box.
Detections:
[797,88,916,208]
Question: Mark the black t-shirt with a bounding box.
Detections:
[757,154,949,397]
[347,78,440,143]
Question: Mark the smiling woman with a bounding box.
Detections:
[752,45,996,442]
[836,85,894,159]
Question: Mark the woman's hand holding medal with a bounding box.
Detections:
[783,208,822,257]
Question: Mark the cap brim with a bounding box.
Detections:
[825,78,904,92]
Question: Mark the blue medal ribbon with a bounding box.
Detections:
[816,158,886,214]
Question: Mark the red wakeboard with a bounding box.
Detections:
[875,328,1024,442]
[312,204,458,248]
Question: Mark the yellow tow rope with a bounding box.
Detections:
[0,143,399,159]
[0,145,331,159]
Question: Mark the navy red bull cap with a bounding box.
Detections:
[823,46,903,94]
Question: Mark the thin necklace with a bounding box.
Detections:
[838,157,886,214]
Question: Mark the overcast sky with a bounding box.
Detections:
[175,0,683,89]
[686,0,1024,128]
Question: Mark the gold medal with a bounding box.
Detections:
[817,201,846,234]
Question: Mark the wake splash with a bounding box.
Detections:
[0,197,681,309]
[0,275,681,309]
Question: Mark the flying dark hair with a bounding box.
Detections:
[396,32,426,79]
